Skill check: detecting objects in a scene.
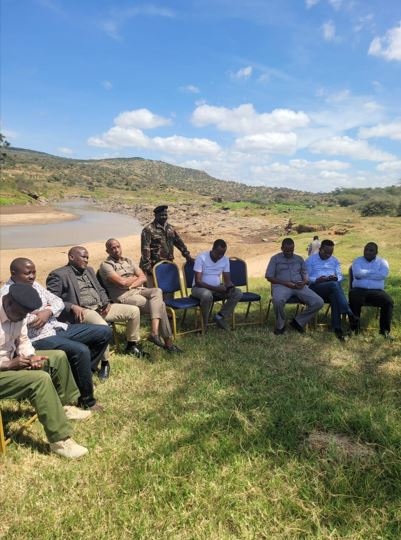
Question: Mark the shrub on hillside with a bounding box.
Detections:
[360,199,397,217]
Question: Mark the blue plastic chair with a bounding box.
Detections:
[229,257,263,327]
[153,261,204,337]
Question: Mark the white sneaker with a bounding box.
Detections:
[50,438,88,459]
[63,405,92,421]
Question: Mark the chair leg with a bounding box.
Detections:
[167,307,178,339]
[0,411,7,455]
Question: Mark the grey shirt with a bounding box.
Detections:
[265,253,307,284]
[99,256,140,303]
[72,267,102,310]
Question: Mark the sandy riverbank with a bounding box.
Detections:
[0,205,77,226]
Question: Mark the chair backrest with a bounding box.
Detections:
[348,266,354,292]
[182,260,195,294]
[229,257,248,289]
[153,261,182,295]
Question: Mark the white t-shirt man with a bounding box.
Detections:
[193,251,230,286]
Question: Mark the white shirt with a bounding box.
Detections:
[0,298,35,368]
[193,251,230,287]
[0,280,67,342]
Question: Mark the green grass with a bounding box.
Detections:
[1,289,400,538]
[1,215,401,539]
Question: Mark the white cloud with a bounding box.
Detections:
[232,66,253,80]
[87,110,220,156]
[305,0,320,8]
[179,85,200,94]
[114,108,171,129]
[191,103,310,134]
[235,132,297,154]
[309,135,396,161]
[376,160,401,172]
[102,80,113,90]
[359,119,401,141]
[57,147,73,155]
[322,20,336,41]
[1,128,18,140]
[368,22,401,62]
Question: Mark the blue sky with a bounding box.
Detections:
[1,0,401,192]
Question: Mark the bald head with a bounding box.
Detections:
[10,257,36,285]
[68,246,89,271]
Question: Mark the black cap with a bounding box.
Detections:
[154,205,168,215]
[8,283,42,312]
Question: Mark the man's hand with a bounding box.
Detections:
[328,274,338,281]
[99,304,111,318]
[29,309,52,329]
[71,304,85,323]
[29,356,48,369]
[294,281,306,289]
[6,356,34,370]
[316,276,329,283]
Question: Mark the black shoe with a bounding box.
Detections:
[147,334,165,349]
[335,329,346,341]
[289,319,305,334]
[380,331,394,341]
[126,342,150,358]
[165,344,184,354]
[98,362,110,382]
[274,326,286,335]
[348,312,360,328]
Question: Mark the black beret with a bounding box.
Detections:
[8,283,42,312]
[154,205,168,215]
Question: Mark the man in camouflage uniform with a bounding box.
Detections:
[140,205,194,286]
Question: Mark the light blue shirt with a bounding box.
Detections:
[351,256,389,290]
[305,253,343,284]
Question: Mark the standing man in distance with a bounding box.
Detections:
[191,239,242,331]
[46,246,144,379]
[140,205,194,287]
[306,239,359,341]
[307,235,321,257]
[266,238,324,335]
[349,242,394,339]
[0,283,89,458]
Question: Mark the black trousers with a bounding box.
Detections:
[349,288,393,333]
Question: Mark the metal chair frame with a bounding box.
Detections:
[229,257,263,327]
[0,409,38,455]
[153,260,204,338]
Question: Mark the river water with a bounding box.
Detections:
[0,201,142,249]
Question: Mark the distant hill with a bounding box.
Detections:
[1,147,324,206]
[1,147,400,216]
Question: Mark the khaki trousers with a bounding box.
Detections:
[118,287,172,338]
[82,304,141,359]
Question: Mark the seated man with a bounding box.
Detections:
[306,239,358,341]
[191,239,242,331]
[46,246,144,377]
[0,283,89,458]
[349,242,394,339]
[1,258,112,410]
[99,238,182,354]
[266,238,324,334]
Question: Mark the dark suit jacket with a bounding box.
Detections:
[46,265,110,323]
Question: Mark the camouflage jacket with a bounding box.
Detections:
[140,220,190,274]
